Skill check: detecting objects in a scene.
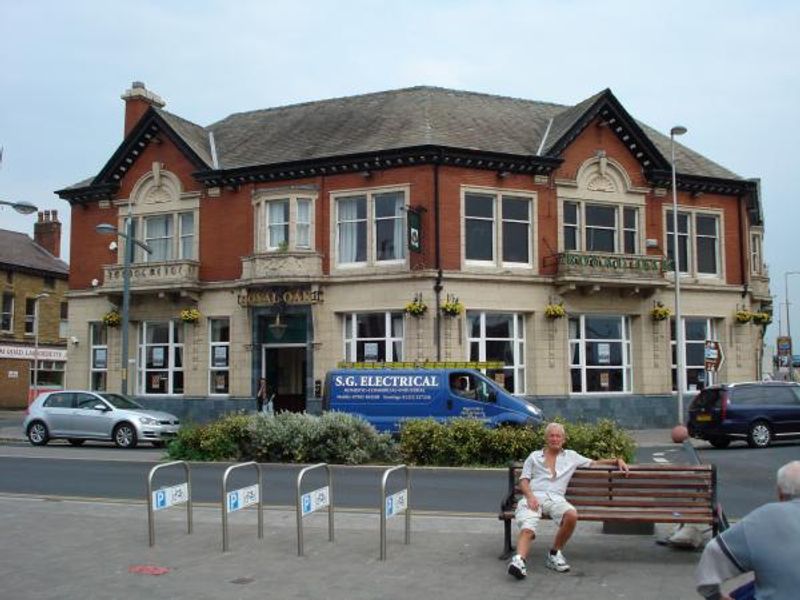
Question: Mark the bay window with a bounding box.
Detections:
[254,192,316,252]
[466,312,526,394]
[343,312,403,362]
[464,190,533,267]
[563,201,640,254]
[569,315,632,393]
[666,210,721,277]
[334,188,406,267]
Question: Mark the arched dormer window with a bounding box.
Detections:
[117,163,200,263]
[557,153,646,255]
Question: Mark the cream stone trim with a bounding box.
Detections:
[329,184,411,274]
[460,185,538,273]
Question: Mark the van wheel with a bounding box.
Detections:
[27,421,49,446]
[747,421,772,448]
[708,437,730,449]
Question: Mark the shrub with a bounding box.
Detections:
[167,412,252,461]
[399,418,635,467]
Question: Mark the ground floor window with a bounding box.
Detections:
[30,360,65,388]
[343,312,403,362]
[466,312,525,394]
[89,322,108,391]
[569,315,632,393]
[672,317,717,392]
[138,320,184,395]
[209,318,230,395]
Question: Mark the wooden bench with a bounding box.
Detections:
[498,463,719,558]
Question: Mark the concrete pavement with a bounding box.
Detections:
[0,494,723,600]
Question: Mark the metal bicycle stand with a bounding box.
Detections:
[221,461,264,552]
[146,461,192,547]
[380,464,411,560]
[296,463,335,556]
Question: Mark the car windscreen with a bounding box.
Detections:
[99,393,143,409]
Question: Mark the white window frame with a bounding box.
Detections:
[331,185,409,270]
[343,312,404,362]
[562,200,641,255]
[89,322,108,391]
[128,211,197,263]
[750,229,764,276]
[253,190,317,253]
[24,297,36,336]
[209,317,230,396]
[671,317,718,393]
[465,311,526,394]
[137,320,184,396]
[665,208,723,279]
[569,315,632,394]
[1,292,13,333]
[462,187,535,269]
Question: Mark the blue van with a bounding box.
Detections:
[322,368,543,433]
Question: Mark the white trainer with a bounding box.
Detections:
[545,550,570,572]
[507,554,527,579]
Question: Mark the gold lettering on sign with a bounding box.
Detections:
[238,287,323,307]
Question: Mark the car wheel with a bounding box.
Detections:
[708,437,730,449]
[67,438,85,447]
[747,421,772,448]
[27,421,49,446]
[113,423,138,449]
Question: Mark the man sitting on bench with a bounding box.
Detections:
[507,422,629,579]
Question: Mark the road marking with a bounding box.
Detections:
[653,456,669,463]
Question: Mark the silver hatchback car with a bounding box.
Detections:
[24,390,181,449]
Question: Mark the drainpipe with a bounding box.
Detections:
[434,152,443,361]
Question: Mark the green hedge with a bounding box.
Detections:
[166,411,397,464]
[398,418,635,467]
[166,412,635,467]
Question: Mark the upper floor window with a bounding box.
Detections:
[666,210,720,277]
[334,188,406,267]
[24,298,36,335]
[254,191,316,252]
[59,302,68,339]
[139,212,195,262]
[464,190,533,267]
[1,292,13,332]
[563,201,639,254]
[750,230,764,276]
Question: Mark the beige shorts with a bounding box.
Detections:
[515,494,576,532]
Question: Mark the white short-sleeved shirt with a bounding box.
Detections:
[520,448,593,497]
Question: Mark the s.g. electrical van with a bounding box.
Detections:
[322,368,543,433]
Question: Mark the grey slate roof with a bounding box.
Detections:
[0,229,69,276]
[64,86,743,192]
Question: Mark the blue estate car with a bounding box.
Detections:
[687,381,800,448]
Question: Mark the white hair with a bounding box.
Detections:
[777,461,800,498]
[545,422,565,436]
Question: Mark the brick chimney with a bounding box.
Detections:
[34,210,62,258]
[121,81,166,137]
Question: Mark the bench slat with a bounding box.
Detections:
[567,489,711,499]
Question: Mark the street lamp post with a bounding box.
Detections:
[32,292,50,399]
[670,125,688,424]
[96,222,152,395]
[785,271,800,379]
[0,200,38,214]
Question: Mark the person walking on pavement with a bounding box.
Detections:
[507,422,629,580]
[256,377,273,415]
[695,460,800,600]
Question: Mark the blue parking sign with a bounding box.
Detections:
[302,494,312,515]
[385,496,394,517]
[155,490,167,509]
[228,491,240,512]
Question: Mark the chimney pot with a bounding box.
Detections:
[121,81,166,137]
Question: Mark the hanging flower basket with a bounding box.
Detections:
[441,294,464,317]
[752,312,772,326]
[544,303,566,320]
[735,310,754,324]
[102,310,121,327]
[405,294,427,317]
[650,302,672,322]
[180,307,201,323]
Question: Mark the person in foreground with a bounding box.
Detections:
[695,460,800,600]
[507,422,629,579]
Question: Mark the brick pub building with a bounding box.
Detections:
[57,83,771,426]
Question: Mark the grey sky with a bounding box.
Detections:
[1,1,798,352]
